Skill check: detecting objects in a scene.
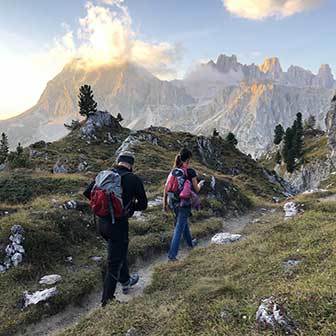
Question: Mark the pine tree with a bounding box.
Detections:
[225,132,238,147]
[282,127,295,172]
[0,132,9,164]
[275,151,282,165]
[116,113,124,122]
[286,148,296,173]
[212,128,219,137]
[16,143,23,156]
[293,112,304,159]
[8,142,29,168]
[273,124,284,145]
[78,85,97,118]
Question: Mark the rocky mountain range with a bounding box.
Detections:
[1,54,335,156]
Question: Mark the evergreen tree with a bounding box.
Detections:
[16,143,23,156]
[293,112,304,159]
[282,127,295,172]
[78,85,97,118]
[116,113,124,122]
[304,115,316,130]
[225,132,238,147]
[273,124,284,145]
[212,128,219,137]
[0,132,9,164]
[275,151,282,165]
[286,148,296,173]
[8,142,29,168]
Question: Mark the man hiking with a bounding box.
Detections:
[84,151,148,307]
[163,148,204,261]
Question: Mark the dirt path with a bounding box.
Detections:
[15,209,267,336]
[319,193,336,202]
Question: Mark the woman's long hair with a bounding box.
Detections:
[174,148,192,168]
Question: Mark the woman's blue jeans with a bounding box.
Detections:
[168,206,193,260]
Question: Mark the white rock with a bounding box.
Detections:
[0,264,6,273]
[256,297,295,333]
[133,211,146,221]
[283,259,302,269]
[39,274,62,285]
[211,232,242,245]
[148,197,163,208]
[283,202,298,218]
[11,252,23,267]
[23,287,58,308]
[90,256,103,262]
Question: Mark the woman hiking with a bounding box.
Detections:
[163,148,204,261]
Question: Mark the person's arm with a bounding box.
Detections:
[134,178,148,211]
[83,180,95,200]
[192,177,204,193]
[190,168,204,194]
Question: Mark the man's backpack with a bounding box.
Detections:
[90,170,130,224]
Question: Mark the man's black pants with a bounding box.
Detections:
[100,218,130,305]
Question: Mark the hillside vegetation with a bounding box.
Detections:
[0,121,283,335]
[62,191,336,336]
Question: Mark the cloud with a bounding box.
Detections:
[0,0,182,119]
[223,0,323,20]
[74,1,182,78]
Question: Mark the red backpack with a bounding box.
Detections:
[90,170,130,223]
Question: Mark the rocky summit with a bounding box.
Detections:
[1,55,335,157]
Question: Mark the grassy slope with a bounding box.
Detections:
[62,192,336,336]
[0,127,281,335]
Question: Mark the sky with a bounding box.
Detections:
[0,0,335,119]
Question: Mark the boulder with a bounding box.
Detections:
[80,111,121,139]
[39,274,62,285]
[23,287,58,308]
[53,159,69,174]
[211,232,242,244]
[283,202,298,218]
[1,225,25,271]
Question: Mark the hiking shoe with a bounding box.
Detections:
[192,238,198,247]
[122,274,139,294]
[168,258,179,262]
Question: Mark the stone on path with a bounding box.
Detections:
[211,232,242,245]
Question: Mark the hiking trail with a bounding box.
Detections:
[15,209,267,336]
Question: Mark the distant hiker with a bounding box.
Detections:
[84,151,148,307]
[163,148,204,261]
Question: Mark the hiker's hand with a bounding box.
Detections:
[198,180,205,189]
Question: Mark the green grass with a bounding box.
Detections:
[0,126,286,334]
[61,194,336,336]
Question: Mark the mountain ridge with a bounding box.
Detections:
[1,54,334,156]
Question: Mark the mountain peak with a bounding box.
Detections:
[259,57,283,77]
[214,54,240,73]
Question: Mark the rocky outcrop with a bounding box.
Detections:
[326,94,336,159]
[283,159,334,192]
[80,110,122,139]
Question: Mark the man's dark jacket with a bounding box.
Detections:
[84,166,148,240]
